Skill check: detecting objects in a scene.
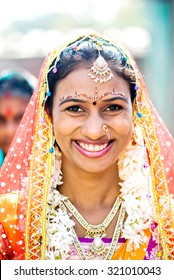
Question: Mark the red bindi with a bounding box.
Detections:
[5,108,14,118]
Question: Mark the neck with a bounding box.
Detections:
[59,159,120,209]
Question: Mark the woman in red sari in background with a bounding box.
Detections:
[0,33,174,260]
[0,69,36,166]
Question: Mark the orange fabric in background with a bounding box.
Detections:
[112,229,151,260]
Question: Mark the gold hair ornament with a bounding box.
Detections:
[88,44,113,84]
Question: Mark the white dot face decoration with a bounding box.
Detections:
[57,88,128,106]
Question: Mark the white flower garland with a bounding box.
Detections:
[118,124,155,251]
[46,124,155,259]
[46,185,75,259]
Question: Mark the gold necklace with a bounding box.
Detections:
[63,194,122,238]
[62,195,125,260]
[71,203,125,260]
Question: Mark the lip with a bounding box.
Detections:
[72,140,114,158]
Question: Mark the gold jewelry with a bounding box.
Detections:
[62,195,124,259]
[63,195,122,238]
[103,124,111,140]
[71,203,125,260]
[88,44,113,83]
[88,55,114,83]
[52,145,63,186]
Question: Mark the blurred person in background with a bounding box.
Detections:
[0,69,36,166]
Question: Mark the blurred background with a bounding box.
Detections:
[0,0,174,135]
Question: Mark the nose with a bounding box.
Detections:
[81,111,106,140]
[4,121,17,139]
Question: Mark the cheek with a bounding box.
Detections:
[113,117,133,139]
[0,130,3,140]
[53,114,76,139]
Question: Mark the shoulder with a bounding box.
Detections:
[0,191,19,222]
[0,191,19,260]
[0,191,19,205]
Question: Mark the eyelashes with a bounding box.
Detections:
[105,104,123,112]
[65,104,124,114]
[66,105,84,112]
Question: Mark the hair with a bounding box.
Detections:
[46,35,137,115]
[0,71,34,97]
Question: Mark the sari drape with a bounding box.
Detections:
[0,33,174,260]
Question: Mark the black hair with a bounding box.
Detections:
[0,72,34,97]
[46,35,136,115]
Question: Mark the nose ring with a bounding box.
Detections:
[102,124,111,141]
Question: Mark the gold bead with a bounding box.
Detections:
[157,250,162,257]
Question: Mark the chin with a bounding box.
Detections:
[78,161,114,174]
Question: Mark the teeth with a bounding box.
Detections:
[78,142,108,152]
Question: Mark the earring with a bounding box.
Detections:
[131,130,137,146]
[131,124,149,176]
[51,145,63,187]
[131,124,145,147]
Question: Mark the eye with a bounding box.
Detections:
[14,114,23,122]
[105,104,123,111]
[0,116,6,124]
[66,105,84,112]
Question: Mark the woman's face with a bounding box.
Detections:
[0,95,29,155]
[52,68,133,174]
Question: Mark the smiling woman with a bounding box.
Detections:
[52,69,132,173]
[0,33,174,260]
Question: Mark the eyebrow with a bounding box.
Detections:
[58,93,129,106]
[102,96,129,103]
[59,98,86,106]
[0,115,5,119]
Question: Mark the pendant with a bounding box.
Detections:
[87,237,108,260]
[85,225,106,238]
[88,55,114,83]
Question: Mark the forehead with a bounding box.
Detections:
[54,68,130,99]
[0,96,29,114]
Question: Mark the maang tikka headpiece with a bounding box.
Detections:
[88,42,114,84]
